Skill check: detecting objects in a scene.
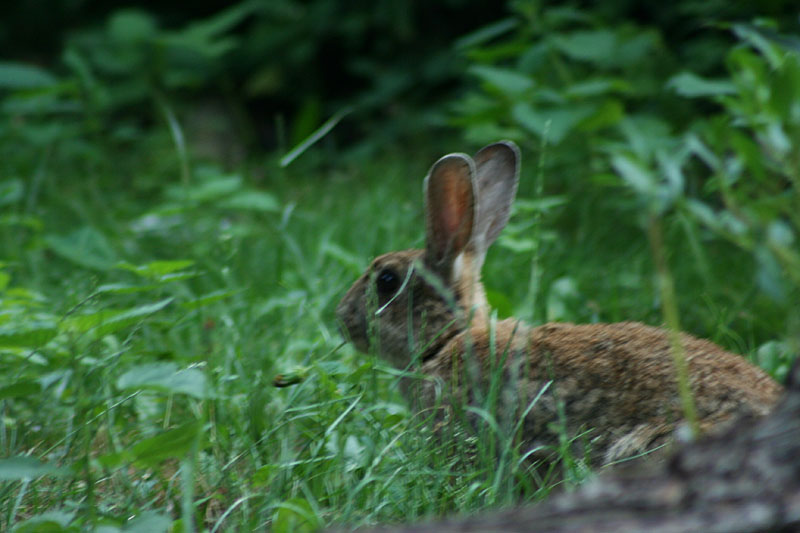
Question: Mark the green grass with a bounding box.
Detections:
[2,3,800,531]
[0,124,795,532]
[0,137,552,532]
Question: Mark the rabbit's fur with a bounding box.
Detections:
[336,141,783,465]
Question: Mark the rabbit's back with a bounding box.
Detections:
[420,320,782,463]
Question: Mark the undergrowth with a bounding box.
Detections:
[1,4,799,533]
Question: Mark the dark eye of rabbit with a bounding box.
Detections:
[376,268,400,296]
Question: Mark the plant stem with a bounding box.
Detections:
[648,214,699,436]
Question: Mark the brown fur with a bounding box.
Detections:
[336,142,783,466]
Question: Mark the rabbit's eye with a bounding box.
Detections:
[376,268,400,296]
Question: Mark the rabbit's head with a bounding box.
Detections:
[336,142,519,369]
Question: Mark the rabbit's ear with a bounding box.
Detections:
[471,141,519,265]
[424,153,476,280]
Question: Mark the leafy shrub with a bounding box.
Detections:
[452,7,799,378]
[1,1,799,531]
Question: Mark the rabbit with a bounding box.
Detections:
[336,141,784,466]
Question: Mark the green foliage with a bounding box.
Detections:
[0,0,498,166]
[1,1,799,532]
[0,457,63,481]
[272,498,322,533]
[454,7,799,368]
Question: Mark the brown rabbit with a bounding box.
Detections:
[336,141,783,465]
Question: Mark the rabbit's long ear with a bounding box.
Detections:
[471,141,519,268]
[424,153,476,281]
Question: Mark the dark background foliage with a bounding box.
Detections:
[4,0,797,149]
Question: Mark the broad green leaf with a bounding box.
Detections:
[0,179,23,206]
[186,176,242,202]
[156,271,198,283]
[0,62,58,89]
[63,298,173,337]
[108,10,157,44]
[341,435,366,470]
[667,72,736,97]
[579,99,624,131]
[95,282,160,295]
[564,78,628,98]
[756,246,787,303]
[272,498,321,533]
[219,190,280,212]
[770,55,800,117]
[552,30,616,64]
[685,200,719,231]
[129,212,185,233]
[756,340,792,382]
[0,214,44,231]
[618,116,675,160]
[764,122,791,156]
[468,65,534,95]
[514,196,568,213]
[181,289,239,310]
[732,24,785,69]
[161,32,239,61]
[187,1,255,38]
[768,220,795,247]
[498,236,537,253]
[160,2,257,59]
[251,464,278,488]
[718,211,748,238]
[0,320,58,348]
[547,277,581,322]
[611,154,658,197]
[0,380,42,399]
[100,421,203,468]
[0,456,60,480]
[255,291,306,316]
[0,347,47,364]
[512,102,594,144]
[129,421,203,467]
[12,511,75,533]
[485,289,513,318]
[45,227,117,271]
[116,260,195,278]
[3,286,47,302]
[117,362,211,399]
[455,18,517,49]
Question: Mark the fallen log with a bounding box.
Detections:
[340,357,800,533]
